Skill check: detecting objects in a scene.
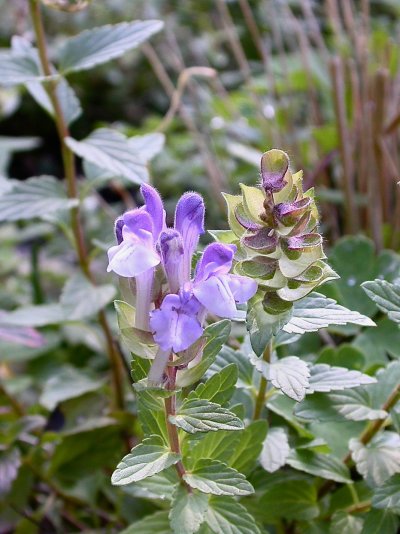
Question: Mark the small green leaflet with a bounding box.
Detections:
[362,280,400,323]
[286,449,351,483]
[204,496,261,534]
[183,460,254,496]
[111,435,181,486]
[260,427,290,473]
[251,355,310,402]
[58,20,164,73]
[0,175,77,222]
[39,365,104,411]
[350,432,400,486]
[169,397,243,434]
[372,474,400,511]
[120,511,171,534]
[194,364,238,405]
[187,431,241,467]
[169,485,208,534]
[66,129,149,184]
[283,292,375,334]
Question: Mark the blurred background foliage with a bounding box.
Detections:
[1,0,400,242]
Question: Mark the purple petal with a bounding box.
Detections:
[107,241,159,278]
[135,268,155,331]
[150,291,203,353]
[175,192,205,283]
[123,209,154,237]
[159,229,184,293]
[226,274,258,304]
[141,183,166,239]
[114,216,124,245]
[195,242,236,282]
[193,275,238,318]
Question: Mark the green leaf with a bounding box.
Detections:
[66,128,149,184]
[207,346,253,389]
[259,479,319,521]
[111,436,181,486]
[122,468,178,502]
[353,318,400,365]
[286,449,352,483]
[169,485,208,534]
[330,512,363,534]
[39,366,104,411]
[361,509,399,534]
[121,511,171,534]
[60,274,116,320]
[284,292,375,334]
[307,364,376,393]
[267,394,314,438]
[114,300,157,359]
[228,420,268,475]
[58,20,164,73]
[170,398,243,434]
[0,48,44,86]
[0,175,77,222]
[246,292,292,356]
[259,427,289,473]
[362,280,400,323]
[183,460,254,496]
[251,355,310,401]
[188,431,241,467]
[177,320,231,388]
[204,496,261,534]
[372,474,400,511]
[194,364,237,405]
[350,432,400,486]
[137,391,169,445]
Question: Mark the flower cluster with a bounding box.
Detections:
[107,184,257,383]
[221,149,338,314]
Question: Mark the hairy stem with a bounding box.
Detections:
[164,366,190,489]
[28,0,125,411]
[253,340,272,420]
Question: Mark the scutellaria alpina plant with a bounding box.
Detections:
[107,150,390,534]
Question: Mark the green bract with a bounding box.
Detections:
[221,149,338,314]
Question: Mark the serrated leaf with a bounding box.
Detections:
[307,364,375,393]
[177,320,231,388]
[170,397,243,434]
[183,460,254,496]
[0,49,45,86]
[283,292,375,334]
[251,355,310,401]
[188,431,241,467]
[228,420,268,474]
[259,427,289,472]
[350,432,400,486]
[286,449,351,483]
[66,128,149,184]
[58,20,164,73]
[194,364,237,405]
[121,511,171,534]
[111,435,181,485]
[267,394,314,438]
[39,365,104,410]
[259,479,319,521]
[353,318,400,365]
[204,496,261,534]
[330,512,363,534]
[0,175,77,221]
[207,346,253,389]
[122,468,178,502]
[169,485,208,534]
[137,391,169,446]
[246,292,292,356]
[361,509,399,534]
[372,474,400,511]
[362,280,400,323]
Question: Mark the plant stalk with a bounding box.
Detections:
[253,340,272,420]
[28,0,125,411]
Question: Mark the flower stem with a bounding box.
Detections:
[28,0,125,411]
[164,366,190,489]
[253,340,272,420]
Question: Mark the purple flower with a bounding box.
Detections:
[150,242,257,355]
